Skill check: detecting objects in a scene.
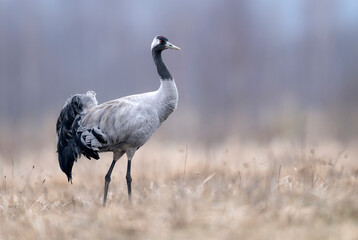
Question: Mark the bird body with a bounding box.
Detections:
[56,36,180,206]
[80,79,178,153]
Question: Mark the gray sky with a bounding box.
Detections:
[0,0,357,141]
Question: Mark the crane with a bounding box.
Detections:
[56,36,180,206]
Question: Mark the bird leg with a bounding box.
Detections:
[103,160,117,207]
[126,159,132,201]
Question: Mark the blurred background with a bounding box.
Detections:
[0,0,358,156]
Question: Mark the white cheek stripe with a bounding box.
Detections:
[151,38,160,50]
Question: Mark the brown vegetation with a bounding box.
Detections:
[1,139,358,239]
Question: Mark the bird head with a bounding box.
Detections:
[151,36,180,52]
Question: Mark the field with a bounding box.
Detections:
[1,138,358,240]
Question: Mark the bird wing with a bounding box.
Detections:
[56,91,98,181]
[78,95,160,152]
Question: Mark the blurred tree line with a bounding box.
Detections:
[0,0,357,142]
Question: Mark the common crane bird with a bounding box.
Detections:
[56,36,180,206]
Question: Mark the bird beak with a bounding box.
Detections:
[166,41,181,50]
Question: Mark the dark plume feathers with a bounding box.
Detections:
[91,128,107,144]
[56,92,98,182]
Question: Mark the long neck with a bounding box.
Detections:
[155,79,178,123]
[152,49,172,80]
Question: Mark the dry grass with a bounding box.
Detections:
[1,139,358,240]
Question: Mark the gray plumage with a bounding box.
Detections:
[56,36,180,206]
[80,81,178,152]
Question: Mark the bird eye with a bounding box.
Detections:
[157,36,166,43]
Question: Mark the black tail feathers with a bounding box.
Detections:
[56,92,98,182]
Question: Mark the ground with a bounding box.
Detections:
[1,139,358,240]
